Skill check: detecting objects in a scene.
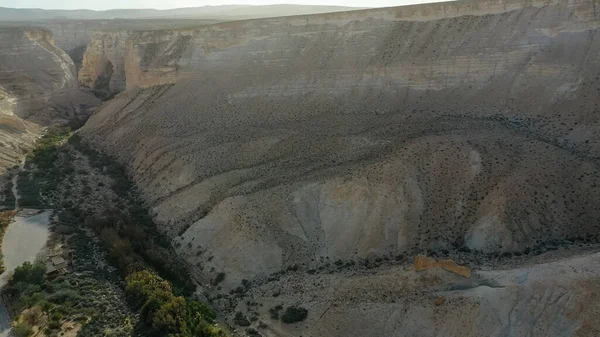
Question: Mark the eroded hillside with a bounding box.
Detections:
[74,0,600,335]
[0,27,100,174]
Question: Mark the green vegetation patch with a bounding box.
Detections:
[0,176,15,209]
[8,128,225,337]
[17,127,72,208]
[125,270,223,336]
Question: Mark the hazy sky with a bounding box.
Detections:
[0,0,439,10]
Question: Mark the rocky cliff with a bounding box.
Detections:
[80,1,600,334]
[78,30,131,97]
[0,27,100,173]
[36,21,102,69]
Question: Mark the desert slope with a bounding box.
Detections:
[238,252,600,337]
[80,3,600,333]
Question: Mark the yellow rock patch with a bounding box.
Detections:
[414,255,471,278]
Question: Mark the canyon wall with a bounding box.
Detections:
[79,30,130,96]
[81,0,600,289]
[0,27,100,173]
[38,21,103,67]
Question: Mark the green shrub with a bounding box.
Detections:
[281,306,308,324]
[47,290,80,304]
[11,262,45,285]
[13,321,33,337]
[125,270,222,336]
[186,299,216,323]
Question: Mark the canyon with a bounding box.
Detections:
[0,27,100,175]
[80,0,600,278]
[1,0,600,336]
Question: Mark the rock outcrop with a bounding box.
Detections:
[0,27,100,173]
[36,21,103,69]
[239,252,600,337]
[78,30,130,97]
[414,255,471,278]
[81,0,600,294]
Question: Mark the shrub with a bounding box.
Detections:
[11,262,45,285]
[269,306,281,320]
[125,270,173,309]
[125,270,222,336]
[47,290,80,304]
[246,328,261,336]
[13,321,33,337]
[233,312,250,327]
[48,320,60,329]
[191,319,224,337]
[152,296,186,333]
[212,272,225,286]
[186,299,216,323]
[281,306,308,324]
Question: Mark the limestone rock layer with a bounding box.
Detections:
[81,0,600,288]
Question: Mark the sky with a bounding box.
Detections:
[0,0,437,10]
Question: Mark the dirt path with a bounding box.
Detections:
[10,173,17,211]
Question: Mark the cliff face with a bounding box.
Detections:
[37,21,101,66]
[82,0,600,290]
[79,30,130,97]
[0,27,100,173]
[21,20,221,72]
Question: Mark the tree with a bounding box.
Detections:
[125,270,173,306]
[40,300,54,316]
[11,262,45,285]
[186,300,216,323]
[152,296,187,333]
[125,270,224,337]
